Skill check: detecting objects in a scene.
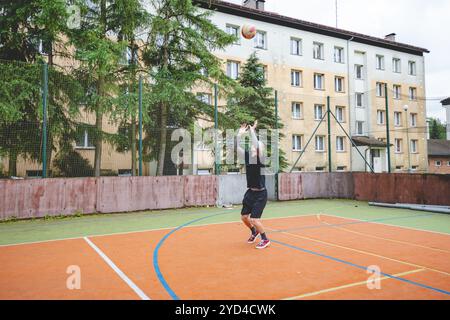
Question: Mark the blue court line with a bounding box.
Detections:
[272,239,450,296]
[153,210,446,300]
[152,211,233,300]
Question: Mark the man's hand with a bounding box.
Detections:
[250,120,258,131]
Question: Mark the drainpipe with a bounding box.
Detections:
[347,37,354,171]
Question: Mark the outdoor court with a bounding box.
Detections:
[0,199,449,300]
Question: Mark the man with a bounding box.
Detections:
[236,121,270,249]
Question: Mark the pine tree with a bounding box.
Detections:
[226,52,288,171]
[142,0,236,176]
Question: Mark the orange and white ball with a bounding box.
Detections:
[241,24,257,40]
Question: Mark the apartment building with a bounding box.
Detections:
[194,0,429,173]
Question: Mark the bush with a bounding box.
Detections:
[53,150,94,177]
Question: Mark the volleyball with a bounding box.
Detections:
[241,24,257,40]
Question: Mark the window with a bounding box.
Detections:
[410,139,418,153]
[314,73,325,90]
[226,24,240,45]
[409,87,417,100]
[121,46,137,65]
[410,113,418,127]
[393,58,401,73]
[292,102,303,119]
[396,166,403,171]
[376,55,385,70]
[356,121,364,135]
[335,76,345,92]
[291,38,302,56]
[314,104,324,120]
[408,61,417,76]
[336,166,347,171]
[315,136,325,152]
[355,65,364,79]
[376,82,386,97]
[118,169,132,177]
[395,139,402,153]
[313,42,324,60]
[411,166,419,171]
[447,161,450,166]
[254,31,267,49]
[291,70,303,87]
[435,161,441,167]
[315,167,325,172]
[227,61,239,80]
[356,93,364,107]
[336,136,345,152]
[198,169,211,175]
[394,112,402,126]
[199,67,208,77]
[334,47,344,63]
[76,125,95,149]
[393,85,401,99]
[197,93,212,105]
[377,110,385,125]
[292,135,303,151]
[336,106,345,122]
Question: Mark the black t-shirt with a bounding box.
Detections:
[245,150,266,189]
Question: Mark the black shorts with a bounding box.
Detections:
[241,189,268,219]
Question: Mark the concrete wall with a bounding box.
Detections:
[217,174,277,206]
[1,172,449,220]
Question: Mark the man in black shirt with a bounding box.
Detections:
[236,121,270,249]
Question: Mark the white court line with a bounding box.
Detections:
[83,237,150,300]
[324,213,450,237]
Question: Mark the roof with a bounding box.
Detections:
[441,98,450,106]
[194,0,429,56]
[351,136,392,148]
[428,140,450,157]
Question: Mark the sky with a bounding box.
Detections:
[225,0,449,123]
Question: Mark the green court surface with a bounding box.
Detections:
[1,199,449,246]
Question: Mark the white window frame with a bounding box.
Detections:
[291,70,303,87]
[408,61,417,76]
[395,139,402,153]
[376,55,385,70]
[377,110,385,125]
[393,85,401,99]
[356,121,364,135]
[336,106,345,123]
[313,42,324,60]
[197,93,212,105]
[314,73,325,90]
[290,38,302,56]
[410,113,418,127]
[410,139,418,153]
[435,161,441,167]
[336,136,345,152]
[254,30,267,49]
[376,82,386,97]
[356,93,364,108]
[335,76,345,92]
[355,65,364,79]
[393,58,401,73]
[409,87,417,100]
[315,135,325,152]
[292,135,303,151]
[292,102,303,119]
[394,112,402,127]
[226,24,240,45]
[76,128,95,149]
[334,47,344,63]
[227,60,240,80]
[314,104,324,120]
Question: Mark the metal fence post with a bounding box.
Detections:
[385,85,392,173]
[138,75,143,176]
[42,62,48,178]
[327,96,332,173]
[214,83,220,175]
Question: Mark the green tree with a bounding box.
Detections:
[142,0,236,176]
[428,118,446,140]
[0,0,81,177]
[225,52,288,171]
